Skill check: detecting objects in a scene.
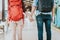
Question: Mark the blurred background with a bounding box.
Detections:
[0,0,60,40]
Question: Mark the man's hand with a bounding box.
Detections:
[52,16,55,22]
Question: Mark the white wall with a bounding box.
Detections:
[5,0,8,10]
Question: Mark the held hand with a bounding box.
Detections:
[29,14,34,22]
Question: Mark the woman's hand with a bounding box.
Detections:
[29,14,34,22]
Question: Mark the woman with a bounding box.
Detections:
[8,0,24,40]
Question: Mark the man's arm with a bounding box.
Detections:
[52,0,57,17]
[29,0,38,22]
[31,6,37,16]
[52,5,56,21]
[31,0,38,16]
[52,6,56,17]
[29,6,37,22]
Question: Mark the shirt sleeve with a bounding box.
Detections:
[32,0,38,7]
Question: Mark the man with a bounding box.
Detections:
[30,0,55,40]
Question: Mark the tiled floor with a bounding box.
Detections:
[0,19,60,40]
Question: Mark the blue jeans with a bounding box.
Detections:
[36,14,52,40]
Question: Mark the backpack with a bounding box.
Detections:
[37,0,54,12]
[8,0,24,21]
